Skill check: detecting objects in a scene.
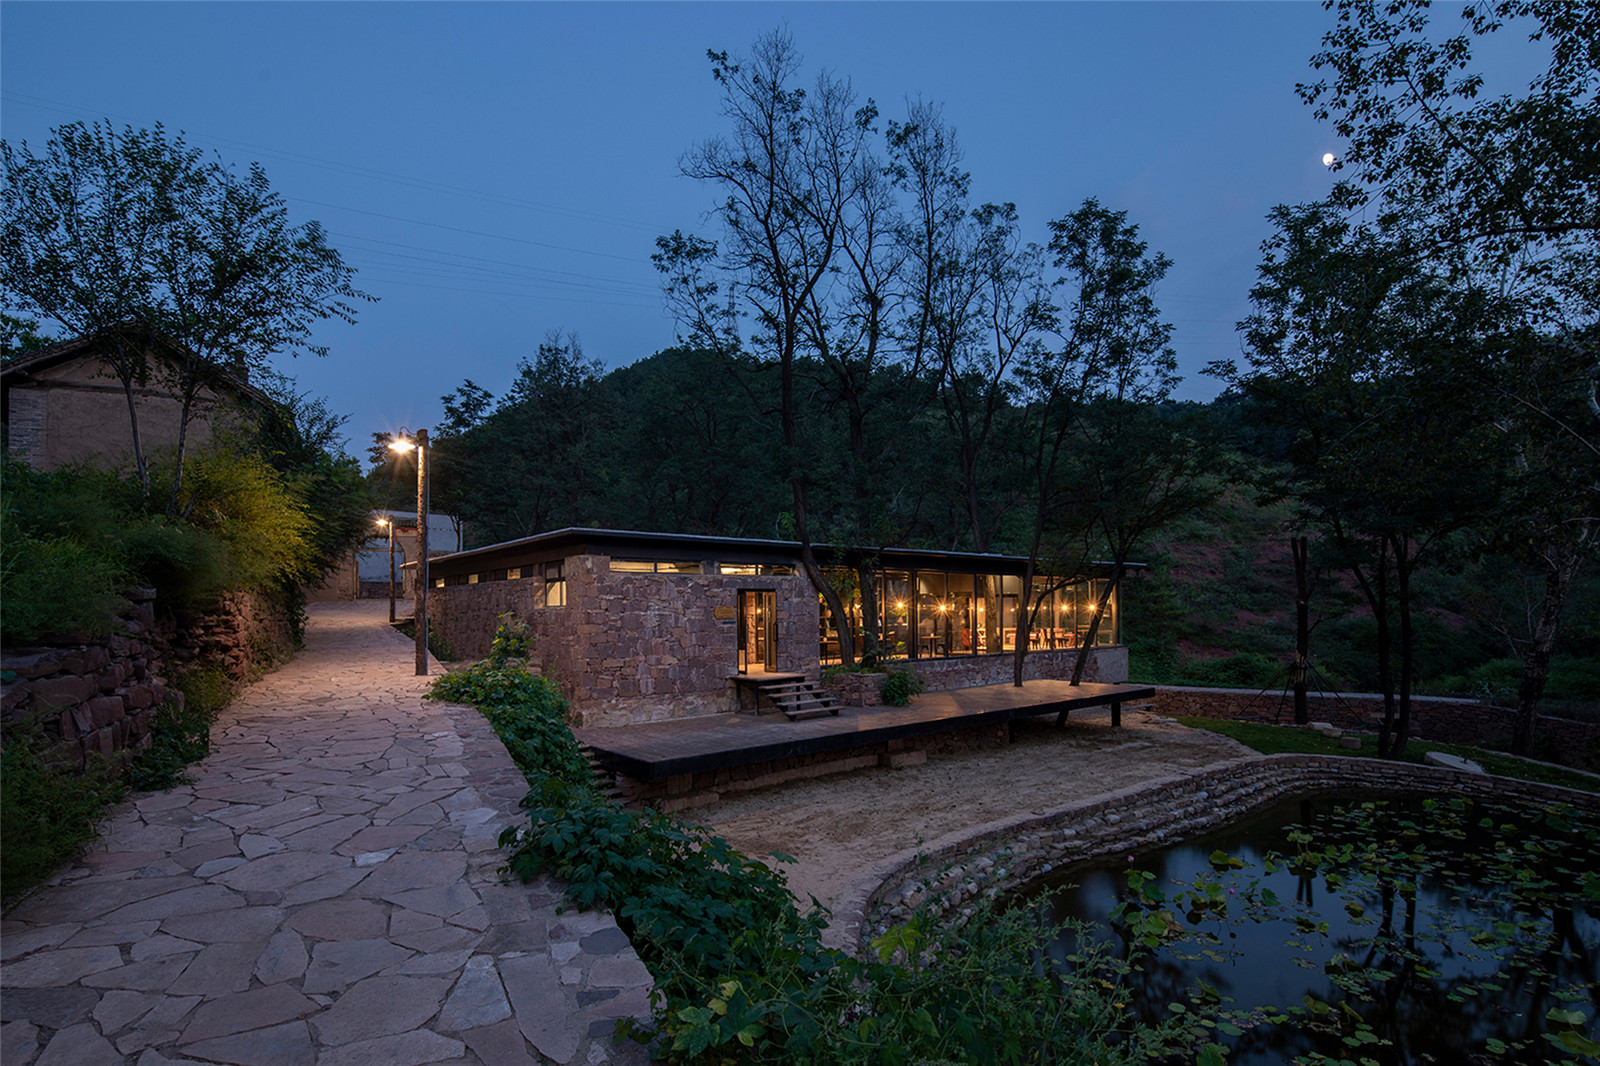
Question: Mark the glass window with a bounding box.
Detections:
[544,561,566,607]
[881,571,911,660]
[916,572,947,658]
[975,575,1001,655]
[946,574,975,655]
[507,567,522,580]
[1000,575,1023,651]
[612,559,701,574]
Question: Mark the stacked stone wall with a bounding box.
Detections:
[830,754,1600,954]
[908,646,1127,691]
[2,585,298,772]
[1150,686,1598,763]
[1,590,174,771]
[164,588,296,686]
[433,557,823,727]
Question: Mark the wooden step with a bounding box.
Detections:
[582,746,628,801]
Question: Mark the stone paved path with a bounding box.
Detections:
[2,601,652,1066]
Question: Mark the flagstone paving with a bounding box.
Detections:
[2,600,653,1065]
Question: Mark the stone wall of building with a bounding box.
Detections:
[1149,686,1598,762]
[830,753,1600,954]
[1,590,174,771]
[909,645,1127,691]
[432,557,822,727]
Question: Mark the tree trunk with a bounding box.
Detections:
[1391,535,1414,759]
[1070,565,1124,685]
[110,334,152,500]
[1292,536,1311,726]
[1511,539,1584,755]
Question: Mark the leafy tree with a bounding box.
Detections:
[1226,204,1507,756]
[1301,0,1599,752]
[1010,198,1180,686]
[0,120,370,505]
[662,31,884,665]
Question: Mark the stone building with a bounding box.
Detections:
[1,327,265,472]
[429,528,1131,728]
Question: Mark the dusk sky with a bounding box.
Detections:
[4,2,1359,457]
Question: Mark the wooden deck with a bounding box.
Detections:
[576,679,1156,781]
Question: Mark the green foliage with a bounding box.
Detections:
[440,625,1162,1064]
[0,729,125,901]
[0,526,125,643]
[486,612,534,663]
[1173,652,1283,690]
[171,447,316,589]
[880,669,926,707]
[126,691,219,792]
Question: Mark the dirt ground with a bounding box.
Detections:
[698,710,1251,911]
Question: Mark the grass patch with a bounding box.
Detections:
[1178,717,1600,794]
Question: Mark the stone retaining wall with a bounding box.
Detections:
[1,590,174,770]
[828,754,1600,954]
[166,588,296,686]
[1,586,297,771]
[1151,686,1598,763]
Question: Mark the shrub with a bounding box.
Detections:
[880,668,926,706]
[1,728,125,901]
[126,693,218,792]
[0,527,124,643]
[440,618,1166,1064]
[1173,651,1283,690]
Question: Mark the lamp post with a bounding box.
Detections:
[389,429,430,675]
[376,516,397,624]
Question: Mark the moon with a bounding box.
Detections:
[1322,152,1337,167]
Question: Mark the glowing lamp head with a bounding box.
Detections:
[389,437,417,454]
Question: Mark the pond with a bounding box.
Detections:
[1022,794,1600,1065]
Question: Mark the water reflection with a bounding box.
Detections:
[1022,796,1599,1065]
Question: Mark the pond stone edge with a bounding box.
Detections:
[824,753,1600,956]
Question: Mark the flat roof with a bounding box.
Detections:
[428,526,1141,579]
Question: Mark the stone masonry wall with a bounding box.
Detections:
[1150,686,1598,764]
[2,586,298,772]
[831,753,1600,954]
[433,557,821,728]
[165,588,296,687]
[1,590,174,771]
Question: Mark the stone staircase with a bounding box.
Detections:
[759,679,840,721]
[582,745,629,801]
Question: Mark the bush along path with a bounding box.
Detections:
[0,600,652,1066]
[448,617,1217,1066]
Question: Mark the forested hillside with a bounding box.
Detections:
[370,13,1596,756]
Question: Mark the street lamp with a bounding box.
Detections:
[375,516,397,624]
[389,429,430,675]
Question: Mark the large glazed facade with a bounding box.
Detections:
[429,528,1130,728]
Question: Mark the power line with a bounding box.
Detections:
[0,90,671,234]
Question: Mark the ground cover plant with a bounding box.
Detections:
[432,618,1206,1065]
[1176,718,1600,795]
